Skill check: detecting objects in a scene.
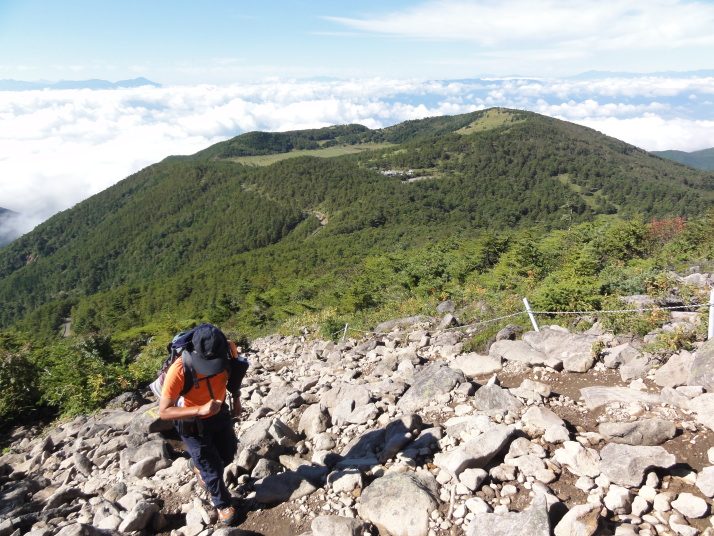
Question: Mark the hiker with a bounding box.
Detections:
[158,324,243,526]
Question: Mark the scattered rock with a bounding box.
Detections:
[2,314,711,536]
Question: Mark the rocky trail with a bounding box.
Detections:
[2,276,714,536]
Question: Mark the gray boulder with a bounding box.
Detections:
[311,515,371,536]
[126,403,174,434]
[358,471,439,536]
[347,403,379,425]
[321,384,371,415]
[263,384,300,412]
[378,414,422,463]
[602,343,640,369]
[254,465,328,504]
[553,503,601,536]
[466,493,550,536]
[619,353,655,381]
[119,439,170,473]
[496,324,522,341]
[599,443,677,487]
[332,398,356,426]
[298,404,331,439]
[521,406,570,443]
[98,411,135,431]
[680,273,712,287]
[341,428,386,459]
[118,501,159,533]
[653,350,695,388]
[374,315,435,334]
[239,418,299,459]
[54,525,99,536]
[472,383,523,412]
[451,353,503,377]
[129,456,171,478]
[687,393,714,431]
[671,492,710,518]
[695,466,714,498]
[598,419,676,446]
[689,338,714,391]
[523,326,598,371]
[580,386,661,410]
[434,424,516,479]
[489,340,560,369]
[552,441,601,478]
[397,364,465,414]
[436,300,455,314]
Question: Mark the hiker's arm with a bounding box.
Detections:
[158,396,222,420]
[230,391,242,418]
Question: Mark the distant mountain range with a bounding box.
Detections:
[653,148,714,171]
[567,69,714,80]
[1,70,710,93]
[0,208,20,248]
[0,77,161,91]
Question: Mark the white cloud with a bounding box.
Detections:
[573,115,714,152]
[0,75,712,237]
[327,0,714,52]
[534,99,671,119]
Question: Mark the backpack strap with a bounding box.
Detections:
[179,352,199,397]
[179,352,217,399]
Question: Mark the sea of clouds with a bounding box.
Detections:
[1,75,713,238]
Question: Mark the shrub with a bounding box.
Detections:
[597,295,667,336]
[644,326,699,363]
[35,337,156,418]
[0,343,39,427]
[532,275,602,313]
[322,317,347,342]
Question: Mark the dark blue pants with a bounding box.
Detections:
[179,410,237,509]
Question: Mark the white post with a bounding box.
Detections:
[342,323,349,342]
[523,298,540,332]
[709,289,714,340]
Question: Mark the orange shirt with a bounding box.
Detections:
[162,357,228,418]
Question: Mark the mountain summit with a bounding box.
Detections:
[0,107,711,334]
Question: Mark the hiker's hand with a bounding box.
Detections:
[198,399,222,416]
[232,397,242,418]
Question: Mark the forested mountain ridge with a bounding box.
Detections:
[654,147,714,171]
[169,110,503,161]
[0,108,712,336]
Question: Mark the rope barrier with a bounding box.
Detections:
[331,299,710,340]
[439,311,527,332]
[533,303,707,316]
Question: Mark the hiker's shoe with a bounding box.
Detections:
[217,506,237,525]
[188,459,206,488]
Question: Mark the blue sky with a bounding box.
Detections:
[2,0,714,83]
[0,0,713,236]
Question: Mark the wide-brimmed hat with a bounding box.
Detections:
[187,324,229,376]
